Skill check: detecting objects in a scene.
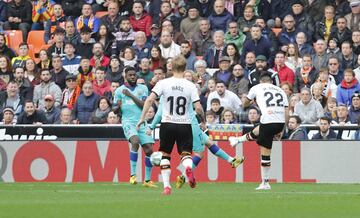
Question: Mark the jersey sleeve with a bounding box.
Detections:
[282,91,289,107]
[152,80,163,97]
[113,86,123,105]
[141,85,149,101]
[247,86,257,100]
[191,83,200,103]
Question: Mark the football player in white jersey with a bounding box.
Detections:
[229,72,289,190]
[137,55,205,195]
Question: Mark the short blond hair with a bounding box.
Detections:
[171,55,187,73]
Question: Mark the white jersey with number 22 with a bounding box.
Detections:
[247,83,288,124]
[152,77,200,124]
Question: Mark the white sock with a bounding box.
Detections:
[261,166,270,183]
[238,134,249,142]
[181,156,193,169]
[160,159,171,188]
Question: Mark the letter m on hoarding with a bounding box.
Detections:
[73,141,130,182]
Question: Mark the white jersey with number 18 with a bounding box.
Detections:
[247,83,288,124]
[152,77,200,124]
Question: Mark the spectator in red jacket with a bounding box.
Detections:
[130,0,152,37]
[93,67,110,97]
[90,43,110,69]
[274,51,295,86]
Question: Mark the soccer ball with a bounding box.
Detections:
[150,151,163,166]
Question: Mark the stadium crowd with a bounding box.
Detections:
[0,0,359,139]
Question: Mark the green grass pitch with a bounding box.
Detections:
[1,183,359,218]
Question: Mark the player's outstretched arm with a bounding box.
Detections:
[137,92,157,129]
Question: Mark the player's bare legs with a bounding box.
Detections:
[129,136,141,184]
[256,146,272,190]
[229,126,260,147]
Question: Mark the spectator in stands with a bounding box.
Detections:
[0,107,16,125]
[159,30,181,59]
[42,94,60,124]
[242,51,256,78]
[64,20,80,46]
[286,115,308,140]
[147,24,161,45]
[75,3,100,34]
[104,81,120,103]
[353,30,360,56]
[204,30,225,69]
[278,15,300,52]
[17,100,48,124]
[132,31,151,61]
[72,81,99,124]
[55,107,72,124]
[33,69,62,109]
[89,96,111,124]
[311,82,327,108]
[213,56,232,87]
[281,82,293,99]
[106,111,120,124]
[180,4,200,40]
[293,54,317,93]
[111,17,135,55]
[94,24,114,57]
[157,1,181,32]
[330,17,352,47]
[339,41,357,71]
[193,60,210,95]
[90,43,110,69]
[242,24,274,66]
[129,0,152,37]
[312,116,337,140]
[333,103,352,125]
[349,91,360,123]
[76,26,96,59]
[312,39,330,71]
[44,4,66,44]
[304,0,332,23]
[208,98,223,123]
[61,0,83,18]
[296,32,314,57]
[0,34,16,60]
[76,57,94,88]
[326,38,341,56]
[92,67,110,97]
[324,97,338,120]
[274,51,295,86]
[315,68,338,98]
[206,80,242,116]
[224,43,241,66]
[25,59,41,87]
[220,108,237,124]
[248,55,280,88]
[285,43,302,72]
[291,1,314,41]
[191,18,214,56]
[237,5,256,35]
[92,0,112,13]
[4,0,32,41]
[31,0,55,30]
[105,55,124,84]
[345,0,360,31]
[327,56,343,85]
[161,20,185,45]
[268,0,295,28]
[61,74,81,110]
[205,110,216,124]
[289,93,300,115]
[208,0,234,32]
[37,49,53,70]
[224,21,246,55]
[314,5,336,42]
[0,80,24,118]
[100,1,121,33]
[11,43,30,69]
[0,55,14,86]
[120,46,138,69]
[180,41,196,71]
[337,68,360,105]
[255,17,278,52]
[51,55,69,90]
[246,106,260,125]
[47,27,66,58]
[149,45,166,71]
[62,43,81,76]
[13,66,33,101]
[294,87,324,124]
[228,64,248,98]
[136,58,153,88]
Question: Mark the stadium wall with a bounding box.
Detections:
[0,140,359,183]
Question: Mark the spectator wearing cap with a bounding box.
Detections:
[225,21,246,54]
[31,0,55,31]
[293,54,318,93]
[76,26,96,59]
[191,18,214,56]
[228,64,249,98]
[180,41,197,71]
[337,69,360,106]
[273,51,295,86]
[90,43,110,69]
[237,5,257,34]
[47,27,67,59]
[100,1,122,33]
[41,94,60,124]
[312,116,337,140]
[130,0,152,37]
[204,30,226,68]
[294,87,324,124]
[106,55,124,84]
[180,4,201,40]
[147,24,161,45]
[17,100,48,124]
[0,107,16,125]
[345,0,360,31]
[64,20,80,47]
[51,55,69,90]
[112,17,136,55]
[4,0,32,41]
[329,17,352,47]
[213,56,232,87]
[61,74,81,110]
[248,55,280,88]
[0,81,24,118]
[349,92,360,123]
[44,4,66,44]
[62,42,81,76]
[33,69,62,110]
[242,24,274,66]
[93,67,110,97]
[208,0,234,32]
[75,3,100,33]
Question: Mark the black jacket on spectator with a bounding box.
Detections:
[242,36,275,67]
[292,11,314,41]
[51,68,69,90]
[6,0,32,24]
[304,0,333,23]
[0,45,16,61]
[238,0,270,21]
[312,129,338,140]
[17,110,48,124]
[293,67,318,93]
[335,0,351,17]
[17,78,34,101]
[0,1,6,23]
[270,0,295,20]
[105,67,124,84]
[61,0,83,18]
[72,92,99,124]
[329,27,352,46]
[100,14,122,34]
[76,40,95,59]
[314,19,337,42]
[248,68,280,89]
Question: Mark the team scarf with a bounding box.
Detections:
[76,15,95,32]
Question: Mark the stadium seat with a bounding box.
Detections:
[95,11,108,18]
[5,30,23,51]
[272,28,282,37]
[27,30,45,56]
[28,44,37,62]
